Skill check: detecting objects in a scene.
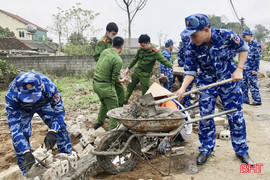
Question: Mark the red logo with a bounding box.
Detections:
[240,163,263,174]
[26,84,32,89]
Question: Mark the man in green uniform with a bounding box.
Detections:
[93,36,125,130]
[93,22,125,107]
[124,34,174,103]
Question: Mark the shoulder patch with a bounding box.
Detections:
[232,34,240,44]
[102,38,109,43]
[257,47,261,52]
[53,92,61,103]
[151,48,159,52]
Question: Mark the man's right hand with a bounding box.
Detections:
[124,68,130,75]
[176,88,186,100]
[23,152,35,172]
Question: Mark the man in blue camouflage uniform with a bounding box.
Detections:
[241,29,262,105]
[5,72,72,175]
[176,14,253,166]
[160,39,174,91]
[178,30,196,107]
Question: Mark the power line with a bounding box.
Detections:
[229,0,240,21]
[229,0,245,32]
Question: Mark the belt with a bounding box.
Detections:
[94,78,108,83]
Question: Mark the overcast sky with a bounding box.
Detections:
[1,0,270,45]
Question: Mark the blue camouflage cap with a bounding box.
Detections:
[15,72,42,103]
[165,39,174,47]
[180,30,191,42]
[182,14,210,36]
[242,29,253,37]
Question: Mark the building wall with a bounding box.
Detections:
[0,11,47,41]
[3,55,135,76]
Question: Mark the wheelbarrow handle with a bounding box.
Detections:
[152,78,233,105]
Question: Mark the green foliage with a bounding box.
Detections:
[0,26,15,38]
[262,57,270,62]
[63,42,94,55]
[0,60,19,84]
[68,32,88,45]
[253,24,270,44]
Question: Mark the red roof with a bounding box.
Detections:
[0,9,47,32]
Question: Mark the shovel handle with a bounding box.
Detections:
[152,78,232,105]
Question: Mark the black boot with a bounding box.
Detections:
[197,153,210,165]
[94,122,103,130]
[236,154,254,167]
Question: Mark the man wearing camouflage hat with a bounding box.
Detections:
[176,14,253,166]
[241,29,262,106]
[5,72,72,175]
[159,39,174,91]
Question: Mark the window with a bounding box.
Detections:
[19,30,25,38]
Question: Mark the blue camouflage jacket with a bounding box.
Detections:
[5,73,65,153]
[184,28,249,85]
[178,42,190,67]
[244,40,261,72]
[160,49,174,79]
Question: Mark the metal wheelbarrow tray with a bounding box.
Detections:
[107,107,187,132]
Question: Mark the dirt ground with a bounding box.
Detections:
[0,78,270,180]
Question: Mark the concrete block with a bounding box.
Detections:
[219,130,231,140]
[60,160,69,175]
[93,127,106,137]
[73,143,84,156]
[33,176,41,180]
[82,144,94,156]
[54,153,69,160]
[51,160,63,178]
[0,165,22,180]
[32,147,47,162]
[94,136,101,146]
[45,154,54,167]
[80,134,91,148]
[70,124,81,137]
[68,151,78,169]
[77,121,87,130]
[76,114,85,122]
[214,116,226,126]
[42,168,53,180]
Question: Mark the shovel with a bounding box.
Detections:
[142,78,233,116]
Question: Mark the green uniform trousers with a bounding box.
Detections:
[93,81,118,130]
[115,82,125,107]
[124,68,151,103]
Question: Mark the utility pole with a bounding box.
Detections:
[240,17,245,33]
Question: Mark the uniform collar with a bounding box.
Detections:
[104,34,112,43]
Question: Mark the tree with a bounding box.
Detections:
[64,3,100,40]
[0,26,15,38]
[48,7,67,52]
[157,31,167,50]
[68,32,87,45]
[208,15,226,29]
[253,24,270,44]
[115,0,148,52]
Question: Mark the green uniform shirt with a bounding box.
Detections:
[128,45,173,73]
[93,34,112,61]
[94,48,123,83]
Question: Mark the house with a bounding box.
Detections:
[0,38,56,57]
[0,9,47,41]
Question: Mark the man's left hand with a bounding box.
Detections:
[44,131,56,150]
[232,68,243,82]
[252,71,257,75]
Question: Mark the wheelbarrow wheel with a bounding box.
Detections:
[96,130,141,174]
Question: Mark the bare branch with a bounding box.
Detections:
[115,0,128,12]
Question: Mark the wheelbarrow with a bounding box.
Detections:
[90,106,237,175]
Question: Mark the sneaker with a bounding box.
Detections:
[94,122,103,130]
[243,101,250,104]
[250,102,262,106]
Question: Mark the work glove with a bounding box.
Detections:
[44,131,57,150]
[158,137,170,154]
[23,152,35,173]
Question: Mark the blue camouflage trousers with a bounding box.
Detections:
[162,78,174,91]
[242,70,261,103]
[15,103,72,175]
[198,81,249,156]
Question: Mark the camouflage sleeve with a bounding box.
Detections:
[156,52,173,68]
[178,46,185,67]
[184,46,198,77]
[5,96,31,153]
[160,51,169,74]
[93,41,105,61]
[128,50,139,69]
[253,43,261,72]
[47,84,65,132]
[228,32,249,53]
